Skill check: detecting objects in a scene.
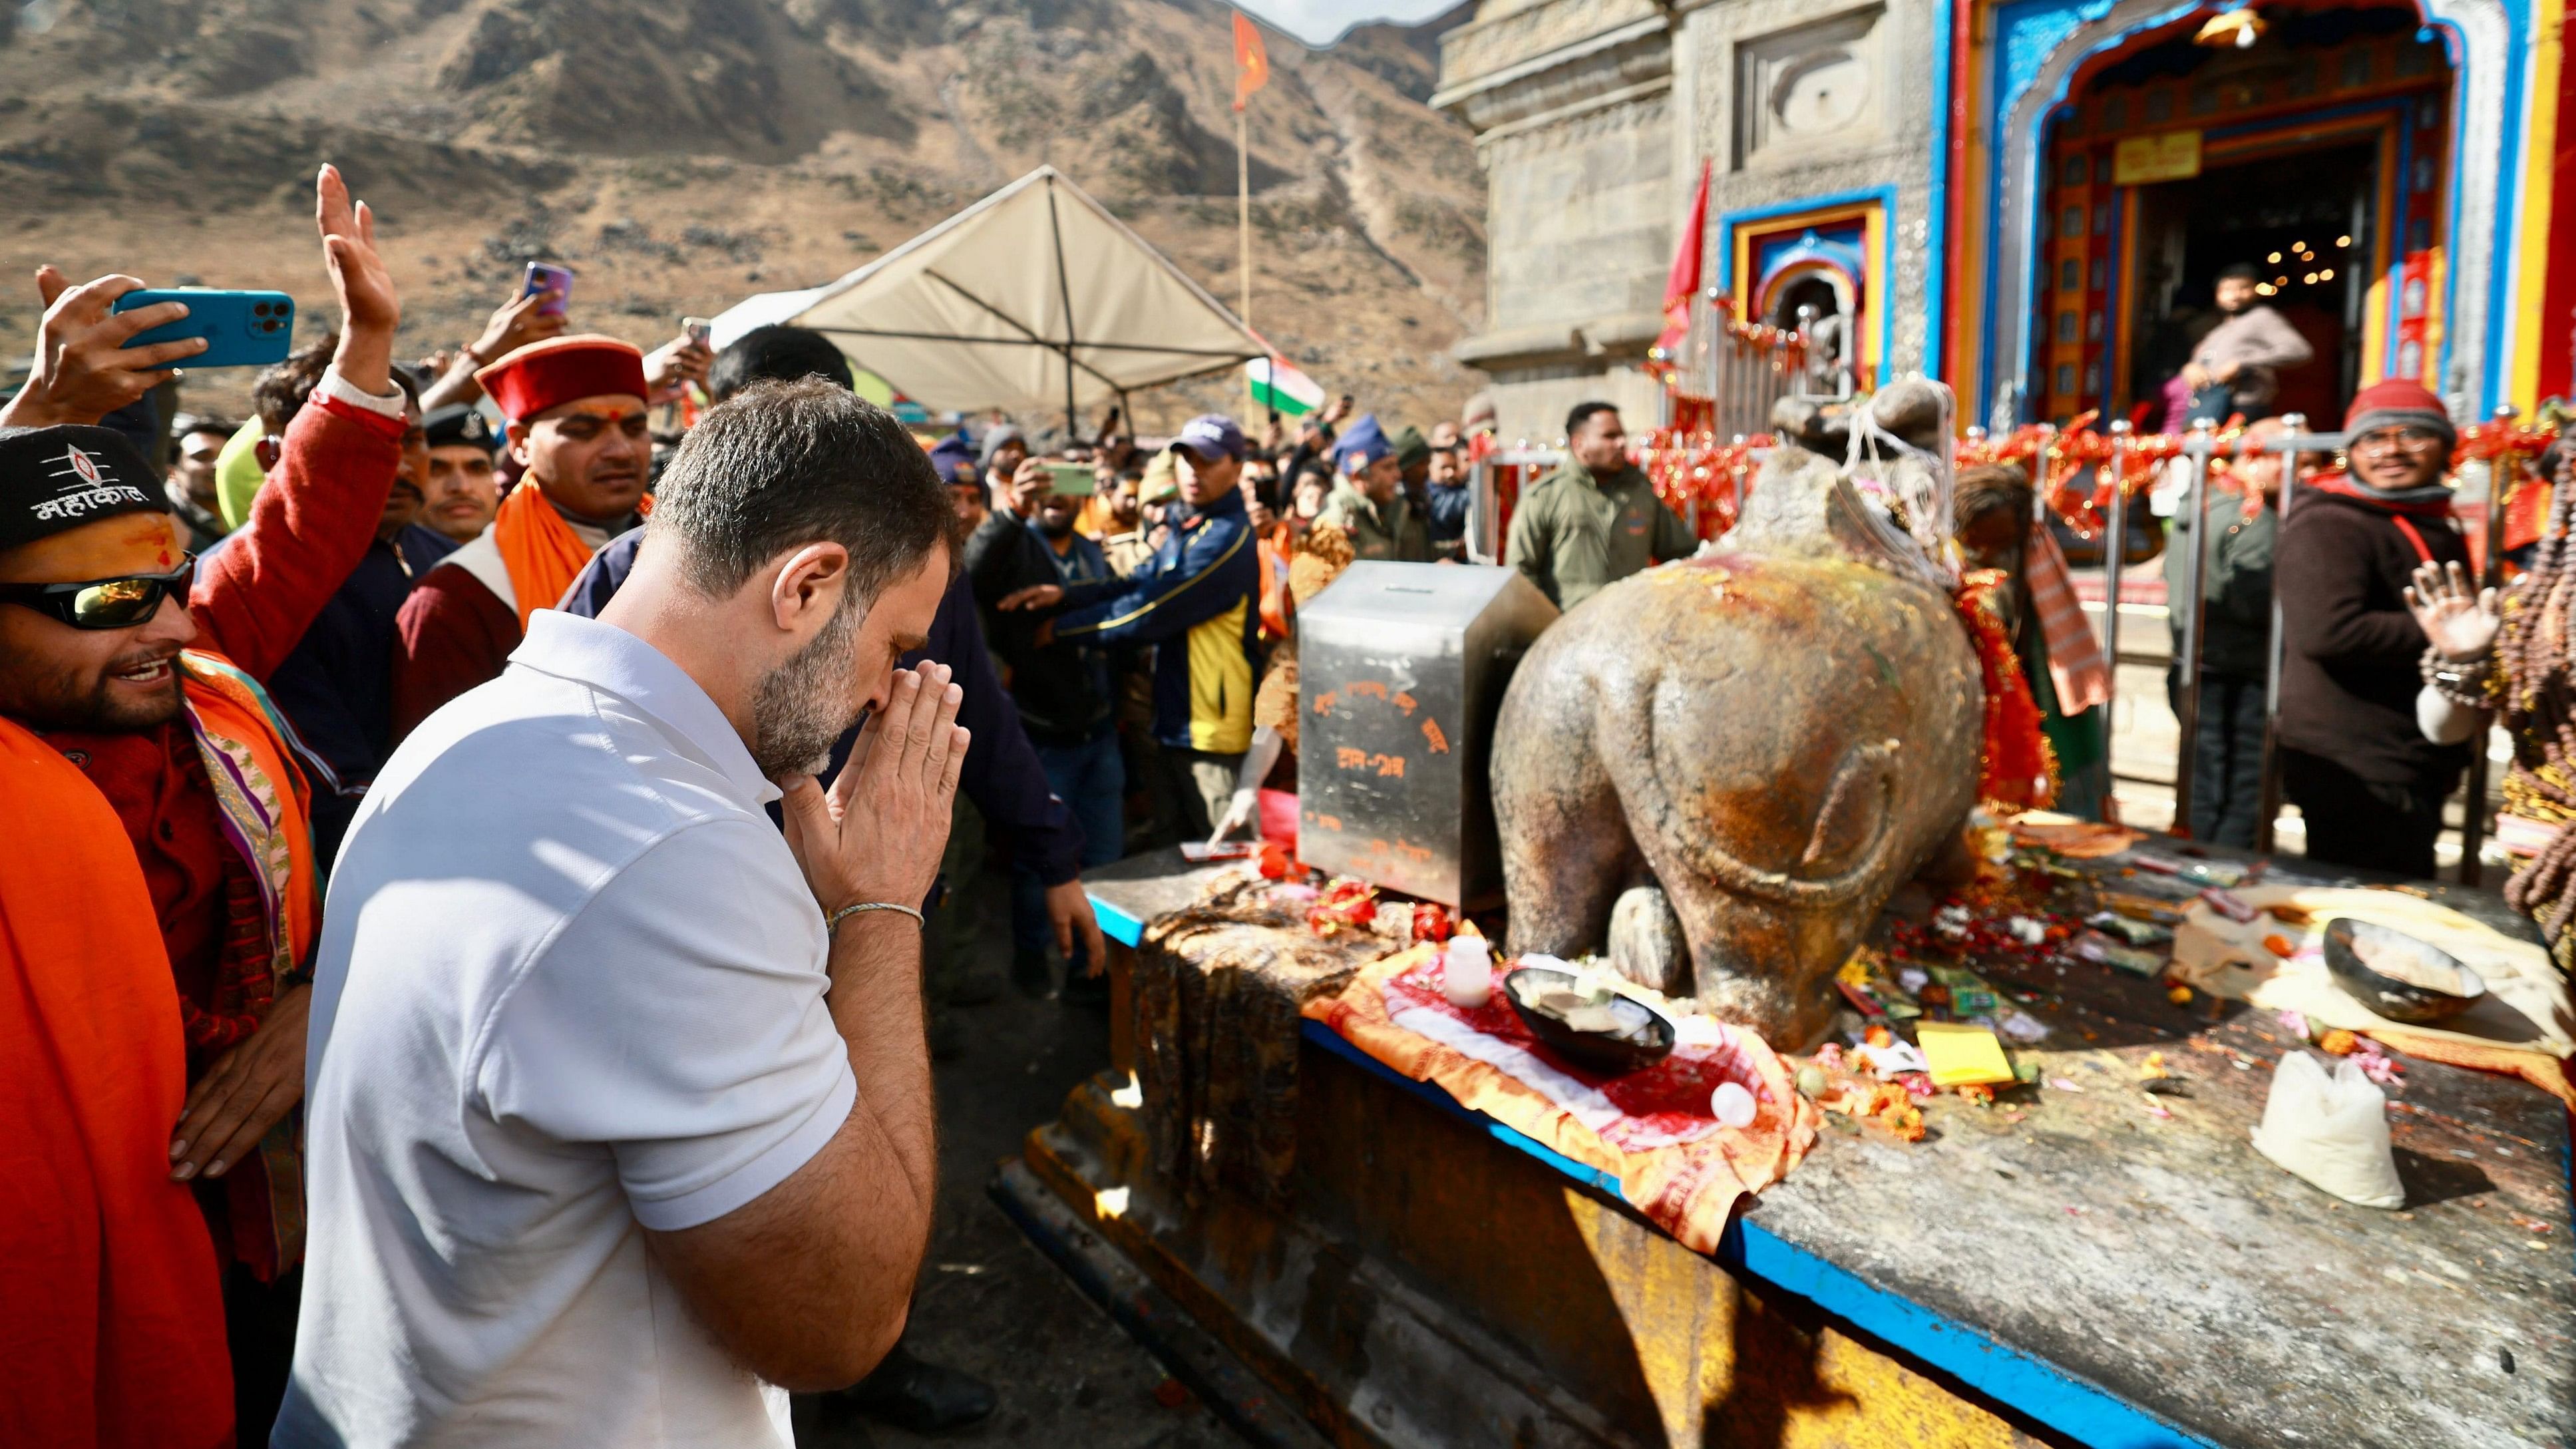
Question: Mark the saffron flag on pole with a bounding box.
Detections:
[1653,158,1714,371]
[1234,11,1270,111]
[1246,355,1323,417]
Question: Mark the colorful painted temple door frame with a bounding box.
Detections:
[2028,10,2452,426]
[1718,191,1896,394]
[1956,0,2551,426]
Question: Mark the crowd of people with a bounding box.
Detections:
[5,162,1672,1449]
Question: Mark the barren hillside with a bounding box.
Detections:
[0,0,1482,433]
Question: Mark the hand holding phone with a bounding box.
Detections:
[521,262,574,318]
[470,284,567,366]
[644,325,715,402]
[112,288,295,369]
[0,271,210,429]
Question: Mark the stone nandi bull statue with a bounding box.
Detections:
[1491,380,1983,1046]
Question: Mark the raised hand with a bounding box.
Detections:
[315,164,399,396]
[2403,559,2500,664]
[0,270,206,429]
[467,286,567,367]
[777,662,969,927]
[1006,456,1051,517]
[643,331,714,405]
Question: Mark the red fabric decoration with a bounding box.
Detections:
[1953,570,2059,809]
[473,335,647,423]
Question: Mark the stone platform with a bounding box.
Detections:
[1001,846,2573,1448]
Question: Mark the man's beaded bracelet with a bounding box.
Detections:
[827,900,926,934]
[2418,646,2494,709]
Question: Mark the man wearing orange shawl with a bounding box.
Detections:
[389,335,649,739]
[0,165,405,1444]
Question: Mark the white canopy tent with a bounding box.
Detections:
[709,167,1264,431]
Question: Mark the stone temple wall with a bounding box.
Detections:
[1438,0,1940,441]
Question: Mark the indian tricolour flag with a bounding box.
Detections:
[1246,355,1324,417]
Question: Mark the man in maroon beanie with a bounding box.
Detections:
[2274,379,2472,877]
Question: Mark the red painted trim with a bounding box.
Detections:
[2542,37,2576,402]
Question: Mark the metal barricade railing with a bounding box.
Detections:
[2150,419,2348,856]
[2454,405,2524,885]
[2160,416,2517,885]
[1464,448,1564,566]
[1672,290,1809,440]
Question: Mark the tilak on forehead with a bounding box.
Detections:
[472,334,649,427]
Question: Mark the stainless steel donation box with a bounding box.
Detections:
[1296,562,1558,907]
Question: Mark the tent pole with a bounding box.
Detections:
[1045,179,1081,442]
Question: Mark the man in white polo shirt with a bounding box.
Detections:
[277,378,965,1446]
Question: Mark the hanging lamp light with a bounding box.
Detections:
[2195,7,2266,48]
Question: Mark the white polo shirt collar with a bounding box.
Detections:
[508,610,781,807]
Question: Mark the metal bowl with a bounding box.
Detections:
[1501,966,1676,1076]
[2322,918,2486,1024]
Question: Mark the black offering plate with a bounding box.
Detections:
[1501,966,1677,1076]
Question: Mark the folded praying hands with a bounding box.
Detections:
[778,662,968,929]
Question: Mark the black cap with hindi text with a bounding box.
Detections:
[0,425,168,555]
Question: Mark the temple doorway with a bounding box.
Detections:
[2031,3,2453,428]
[2123,141,2374,427]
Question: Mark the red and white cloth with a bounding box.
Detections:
[1378,958,1773,1151]
[2024,520,2112,712]
[1304,945,1817,1254]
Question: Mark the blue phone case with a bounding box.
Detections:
[112,289,296,369]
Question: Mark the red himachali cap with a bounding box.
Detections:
[474,335,649,425]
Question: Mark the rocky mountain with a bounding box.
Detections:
[0,0,1483,431]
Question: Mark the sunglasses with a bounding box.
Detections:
[0,554,197,630]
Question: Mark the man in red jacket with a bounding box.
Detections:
[0,165,405,1444]
[2275,379,2472,877]
[389,335,650,737]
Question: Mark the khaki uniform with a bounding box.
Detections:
[1505,460,1697,610]
[1316,484,1431,562]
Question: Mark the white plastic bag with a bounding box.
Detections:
[2249,1052,2405,1208]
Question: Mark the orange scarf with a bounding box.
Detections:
[493,483,643,632]
[0,717,235,1449]
[178,653,321,1282]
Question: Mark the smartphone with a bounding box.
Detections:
[681,315,713,347]
[112,289,294,369]
[522,262,575,317]
[1043,460,1096,497]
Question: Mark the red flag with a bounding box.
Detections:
[1233,11,1270,111]
[1654,158,1714,366]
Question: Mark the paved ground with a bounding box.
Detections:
[791,863,1246,1449]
